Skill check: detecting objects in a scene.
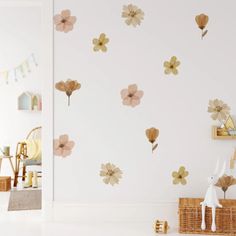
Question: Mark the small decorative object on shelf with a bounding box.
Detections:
[208,99,236,139]
[212,126,236,140]
[200,159,226,232]
[154,220,169,234]
[0,176,11,191]
[18,92,42,111]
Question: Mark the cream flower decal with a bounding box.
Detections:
[55,79,81,106]
[172,166,189,185]
[93,33,109,52]
[195,14,209,39]
[53,9,77,33]
[54,134,75,158]
[208,99,230,121]
[145,127,159,153]
[164,56,180,75]
[100,163,123,186]
[122,4,144,27]
[120,84,144,107]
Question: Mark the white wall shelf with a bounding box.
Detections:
[18,92,42,111]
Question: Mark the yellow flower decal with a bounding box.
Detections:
[172,166,189,185]
[122,4,144,27]
[195,14,209,39]
[92,33,109,52]
[207,99,230,122]
[164,56,180,75]
[100,163,123,186]
[145,127,159,153]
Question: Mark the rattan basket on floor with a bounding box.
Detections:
[0,176,11,191]
[179,198,236,235]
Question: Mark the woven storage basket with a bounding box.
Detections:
[0,176,11,191]
[179,198,236,235]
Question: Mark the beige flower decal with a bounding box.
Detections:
[100,163,123,186]
[215,175,236,199]
[146,127,159,153]
[55,79,81,106]
[122,4,144,27]
[164,56,180,75]
[93,33,109,52]
[172,166,189,185]
[53,9,77,33]
[195,14,209,39]
[54,134,75,158]
[208,99,230,121]
[120,84,144,107]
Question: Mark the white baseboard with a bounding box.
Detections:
[0,201,179,228]
[46,202,179,227]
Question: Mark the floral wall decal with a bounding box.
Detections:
[92,33,109,52]
[55,79,81,106]
[207,99,236,137]
[208,99,230,122]
[100,163,123,186]
[195,14,209,39]
[122,4,144,27]
[53,9,77,33]
[215,175,236,199]
[172,166,189,185]
[120,84,143,107]
[145,127,159,153]
[54,134,75,158]
[164,56,180,75]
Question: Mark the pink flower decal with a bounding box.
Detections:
[53,9,77,33]
[120,84,144,107]
[54,134,75,157]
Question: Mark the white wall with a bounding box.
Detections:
[54,0,236,204]
[0,6,41,176]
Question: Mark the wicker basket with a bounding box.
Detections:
[0,176,11,191]
[179,198,236,235]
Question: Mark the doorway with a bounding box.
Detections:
[0,0,53,212]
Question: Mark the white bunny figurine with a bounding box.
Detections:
[200,160,226,232]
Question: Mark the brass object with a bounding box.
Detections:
[212,126,236,140]
[217,116,236,136]
[217,127,229,136]
[154,220,169,234]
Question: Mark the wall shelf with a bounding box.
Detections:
[212,126,236,140]
[18,92,42,111]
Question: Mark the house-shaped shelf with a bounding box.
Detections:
[18,92,42,111]
[212,126,236,140]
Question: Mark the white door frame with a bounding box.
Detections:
[41,0,54,208]
[0,0,54,210]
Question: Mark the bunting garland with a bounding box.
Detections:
[0,53,38,84]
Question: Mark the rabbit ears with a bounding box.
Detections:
[214,159,226,177]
